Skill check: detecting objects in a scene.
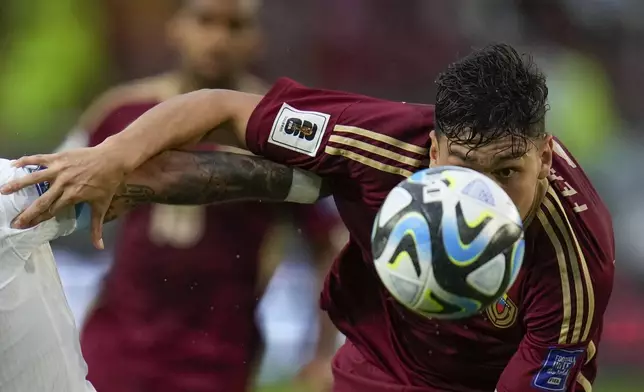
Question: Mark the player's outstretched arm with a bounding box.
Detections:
[0,89,262,247]
[103,150,328,222]
[101,89,262,169]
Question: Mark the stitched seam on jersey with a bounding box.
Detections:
[536,210,572,344]
[547,187,595,342]
[543,195,585,344]
[6,235,30,262]
[0,200,24,260]
[250,78,297,155]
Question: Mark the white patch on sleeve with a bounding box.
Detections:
[268,103,330,157]
[285,168,322,204]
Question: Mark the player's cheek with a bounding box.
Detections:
[506,179,533,218]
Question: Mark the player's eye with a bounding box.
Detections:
[494,168,516,180]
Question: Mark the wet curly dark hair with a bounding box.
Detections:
[435,44,549,156]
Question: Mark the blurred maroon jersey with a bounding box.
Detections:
[245,78,615,392]
[64,74,339,392]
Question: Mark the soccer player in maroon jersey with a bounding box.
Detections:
[51,1,340,391]
[5,44,615,392]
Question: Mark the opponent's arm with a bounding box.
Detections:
[104,149,328,222]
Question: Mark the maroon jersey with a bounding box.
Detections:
[66,74,338,392]
[245,78,615,392]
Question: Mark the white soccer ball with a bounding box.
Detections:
[371,166,525,319]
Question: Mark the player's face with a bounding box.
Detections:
[429,131,554,219]
[168,0,260,84]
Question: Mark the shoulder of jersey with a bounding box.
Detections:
[78,73,182,132]
[79,73,269,132]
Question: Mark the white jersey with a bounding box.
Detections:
[0,159,95,392]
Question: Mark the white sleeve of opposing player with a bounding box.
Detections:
[0,160,82,260]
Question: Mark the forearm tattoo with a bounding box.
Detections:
[105,150,294,221]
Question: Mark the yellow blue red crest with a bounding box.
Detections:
[486,293,517,328]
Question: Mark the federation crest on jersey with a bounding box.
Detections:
[486,293,517,328]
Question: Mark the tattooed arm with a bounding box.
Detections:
[104,150,329,222]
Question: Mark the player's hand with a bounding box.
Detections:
[0,145,129,249]
[295,356,333,392]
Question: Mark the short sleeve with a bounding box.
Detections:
[246,78,434,178]
[246,78,358,175]
[496,196,614,392]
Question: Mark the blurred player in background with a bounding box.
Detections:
[11,44,615,392]
[56,0,340,391]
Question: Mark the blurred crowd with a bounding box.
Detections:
[1,0,643,390]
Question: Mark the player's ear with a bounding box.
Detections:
[429,130,439,166]
[537,135,553,180]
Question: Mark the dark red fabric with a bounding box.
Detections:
[246,79,614,391]
[81,96,336,392]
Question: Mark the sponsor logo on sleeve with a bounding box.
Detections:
[533,348,584,391]
[268,103,330,157]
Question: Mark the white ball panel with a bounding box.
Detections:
[378,187,413,227]
[389,275,422,305]
[461,178,496,207]
[466,253,506,296]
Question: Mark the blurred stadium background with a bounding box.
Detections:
[1,0,643,391]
